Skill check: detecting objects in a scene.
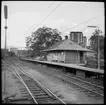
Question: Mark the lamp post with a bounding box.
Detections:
[87,26,100,69]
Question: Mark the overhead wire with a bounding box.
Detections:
[40,1,55,17]
[62,12,104,33]
[26,2,55,35]
[26,3,104,37]
[31,2,63,32]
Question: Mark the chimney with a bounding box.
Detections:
[65,35,68,40]
[59,36,62,41]
[60,37,62,41]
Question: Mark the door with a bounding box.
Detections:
[80,52,83,63]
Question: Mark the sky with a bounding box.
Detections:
[1,1,104,49]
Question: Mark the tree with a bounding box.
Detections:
[26,36,32,48]
[89,29,104,59]
[26,26,62,57]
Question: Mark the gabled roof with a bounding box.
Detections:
[43,39,94,52]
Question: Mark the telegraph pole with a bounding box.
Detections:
[97,30,100,69]
[87,26,100,69]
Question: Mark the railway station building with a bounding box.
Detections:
[43,32,94,65]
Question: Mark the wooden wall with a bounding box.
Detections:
[47,51,65,62]
[65,51,78,63]
[46,51,85,64]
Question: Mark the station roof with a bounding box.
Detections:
[43,39,94,52]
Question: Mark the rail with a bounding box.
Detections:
[9,60,66,104]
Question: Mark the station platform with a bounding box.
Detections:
[21,58,104,74]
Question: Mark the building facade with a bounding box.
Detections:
[70,31,83,45]
[43,34,93,64]
[82,36,87,48]
[10,48,18,56]
[70,31,87,48]
[46,50,85,64]
[46,51,65,62]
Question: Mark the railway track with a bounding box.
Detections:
[10,59,104,99]
[39,64,103,85]
[29,63,104,99]
[45,65,103,87]
[6,60,66,104]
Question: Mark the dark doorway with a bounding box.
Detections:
[80,52,83,63]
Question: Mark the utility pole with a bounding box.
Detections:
[97,30,100,69]
[87,26,100,69]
